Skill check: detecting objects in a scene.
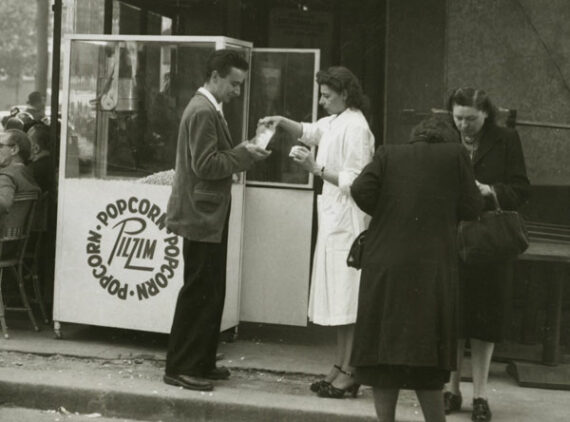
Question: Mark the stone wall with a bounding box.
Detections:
[446,0,570,187]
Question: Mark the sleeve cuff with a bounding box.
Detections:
[299,122,317,145]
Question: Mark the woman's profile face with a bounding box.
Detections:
[452,105,487,138]
[318,84,347,115]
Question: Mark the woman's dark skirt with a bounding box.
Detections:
[459,261,513,343]
[355,365,450,390]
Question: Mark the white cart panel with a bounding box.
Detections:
[53,179,244,333]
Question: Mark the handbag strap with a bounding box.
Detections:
[490,189,502,211]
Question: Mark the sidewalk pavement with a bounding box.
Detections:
[0,318,569,421]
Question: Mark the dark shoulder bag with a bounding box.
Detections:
[347,230,368,269]
[458,193,529,264]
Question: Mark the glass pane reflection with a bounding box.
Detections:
[65,40,218,179]
[246,51,316,186]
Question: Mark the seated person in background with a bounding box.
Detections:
[25,91,46,123]
[3,117,25,131]
[0,129,40,216]
[27,122,54,194]
[2,107,22,131]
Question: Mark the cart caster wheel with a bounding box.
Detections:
[225,327,238,343]
[54,321,62,339]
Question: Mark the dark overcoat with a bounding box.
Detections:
[350,141,483,371]
[459,122,530,342]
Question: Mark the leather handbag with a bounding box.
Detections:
[458,194,529,264]
[347,230,367,269]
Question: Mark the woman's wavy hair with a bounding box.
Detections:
[410,114,459,144]
[447,87,497,125]
[316,66,369,114]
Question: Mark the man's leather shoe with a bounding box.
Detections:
[204,366,231,380]
[163,374,213,391]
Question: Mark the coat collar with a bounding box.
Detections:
[195,91,232,144]
[472,123,501,165]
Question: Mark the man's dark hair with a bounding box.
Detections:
[27,91,43,106]
[27,122,51,151]
[3,129,32,163]
[205,49,249,81]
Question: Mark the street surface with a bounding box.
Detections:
[0,407,142,422]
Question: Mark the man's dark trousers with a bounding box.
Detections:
[165,215,229,377]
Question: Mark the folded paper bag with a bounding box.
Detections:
[253,124,275,149]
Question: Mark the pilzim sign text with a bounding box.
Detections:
[85,197,180,301]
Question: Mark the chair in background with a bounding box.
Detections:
[0,191,39,338]
[23,191,50,324]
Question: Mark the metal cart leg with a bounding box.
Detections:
[54,320,62,339]
[0,269,8,339]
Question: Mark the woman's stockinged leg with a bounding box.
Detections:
[319,326,345,383]
[446,338,465,395]
[341,323,355,370]
[416,390,446,422]
[332,324,356,389]
[470,338,494,399]
[373,388,399,422]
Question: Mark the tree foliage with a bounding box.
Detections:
[0,0,37,78]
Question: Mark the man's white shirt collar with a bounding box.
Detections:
[198,87,224,116]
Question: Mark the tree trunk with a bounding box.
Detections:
[35,0,50,96]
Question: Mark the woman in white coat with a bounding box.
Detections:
[259,66,375,398]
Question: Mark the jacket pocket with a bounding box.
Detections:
[194,190,223,212]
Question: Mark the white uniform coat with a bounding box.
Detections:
[300,108,374,325]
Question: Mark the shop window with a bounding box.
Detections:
[65,39,219,179]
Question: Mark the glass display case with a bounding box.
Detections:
[54,34,320,334]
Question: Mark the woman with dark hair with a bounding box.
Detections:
[350,115,483,422]
[443,88,530,422]
[259,66,375,398]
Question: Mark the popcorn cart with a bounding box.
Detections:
[54,35,320,335]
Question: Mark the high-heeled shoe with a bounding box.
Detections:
[317,368,360,399]
[310,364,341,392]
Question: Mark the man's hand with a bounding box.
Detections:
[244,142,272,161]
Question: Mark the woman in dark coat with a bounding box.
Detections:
[350,116,483,422]
[443,88,530,422]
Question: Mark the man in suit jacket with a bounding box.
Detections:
[164,50,270,391]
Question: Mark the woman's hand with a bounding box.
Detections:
[289,145,317,173]
[258,116,282,130]
[476,181,494,196]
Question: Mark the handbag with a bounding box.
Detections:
[457,193,529,264]
[347,230,367,269]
